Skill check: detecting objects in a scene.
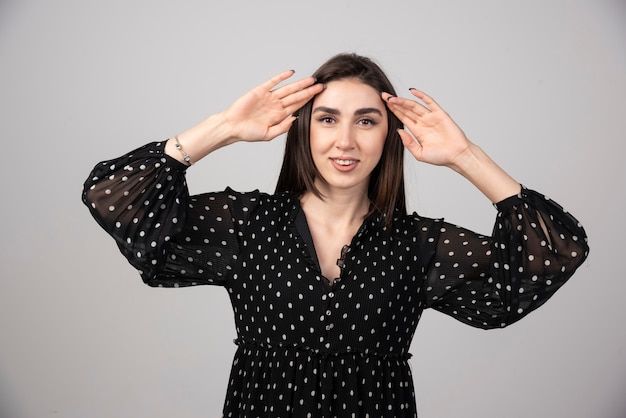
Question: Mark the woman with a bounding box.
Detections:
[83,53,589,417]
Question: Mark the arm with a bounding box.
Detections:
[83,71,323,286]
[165,71,324,165]
[423,187,589,328]
[383,90,588,326]
[382,89,520,203]
[82,142,258,287]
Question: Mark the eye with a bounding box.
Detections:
[358,118,377,126]
[317,116,336,124]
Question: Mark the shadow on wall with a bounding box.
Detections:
[0,376,20,418]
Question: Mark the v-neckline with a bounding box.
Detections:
[294,207,337,289]
[292,200,372,290]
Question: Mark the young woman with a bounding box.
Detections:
[83,53,589,417]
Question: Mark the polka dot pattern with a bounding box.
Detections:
[83,142,589,417]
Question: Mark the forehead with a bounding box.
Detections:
[312,78,385,111]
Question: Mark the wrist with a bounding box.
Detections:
[164,113,238,165]
[448,142,521,203]
[447,142,480,175]
[198,112,238,148]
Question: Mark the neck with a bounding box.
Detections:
[299,188,370,228]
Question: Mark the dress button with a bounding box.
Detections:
[325,324,334,331]
[328,292,335,298]
[326,310,332,316]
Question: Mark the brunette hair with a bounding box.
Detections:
[275,53,406,224]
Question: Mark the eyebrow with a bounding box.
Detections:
[312,106,384,117]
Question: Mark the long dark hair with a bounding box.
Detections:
[275,53,406,225]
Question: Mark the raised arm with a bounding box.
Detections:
[83,71,323,287]
[383,90,589,327]
[423,187,589,329]
[165,71,324,165]
[382,89,521,203]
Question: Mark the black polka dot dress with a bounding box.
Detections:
[83,142,589,417]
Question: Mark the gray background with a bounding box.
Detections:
[1,0,624,417]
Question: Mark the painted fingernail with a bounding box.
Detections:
[409,87,417,91]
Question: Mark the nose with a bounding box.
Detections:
[335,125,356,150]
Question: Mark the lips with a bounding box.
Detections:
[332,158,358,166]
[330,157,359,172]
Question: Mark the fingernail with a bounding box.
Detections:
[409,87,417,91]
[386,94,395,101]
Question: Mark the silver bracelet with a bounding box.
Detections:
[174,135,193,165]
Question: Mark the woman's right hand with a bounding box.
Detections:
[221,70,323,143]
[166,71,323,165]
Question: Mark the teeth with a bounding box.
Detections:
[334,159,357,166]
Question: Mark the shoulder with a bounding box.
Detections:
[392,211,443,234]
[386,211,445,245]
[184,188,299,229]
[189,187,288,207]
[197,188,299,219]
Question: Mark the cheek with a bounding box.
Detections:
[371,130,388,156]
[308,130,323,156]
[309,124,326,146]
[308,130,329,168]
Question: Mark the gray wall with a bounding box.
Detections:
[1,0,624,417]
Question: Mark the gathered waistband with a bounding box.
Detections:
[233,337,412,361]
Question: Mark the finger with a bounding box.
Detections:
[397,129,424,161]
[280,82,325,111]
[388,94,430,117]
[409,88,443,112]
[384,99,422,126]
[273,76,318,100]
[266,115,297,140]
[260,70,296,92]
[382,93,430,123]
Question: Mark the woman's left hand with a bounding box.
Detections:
[383,89,472,169]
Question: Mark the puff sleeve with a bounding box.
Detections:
[424,187,589,329]
[82,141,260,287]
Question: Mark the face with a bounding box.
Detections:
[309,78,388,196]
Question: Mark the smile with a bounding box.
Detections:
[332,158,358,166]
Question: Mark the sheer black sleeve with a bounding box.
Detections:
[424,187,589,329]
[82,141,261,288]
